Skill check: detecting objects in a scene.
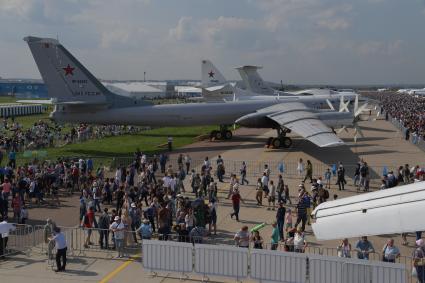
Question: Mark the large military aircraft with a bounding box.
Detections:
[25,36,368,148]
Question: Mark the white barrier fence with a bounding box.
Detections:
[194,244,248,280]
[250,249,307,283]
[309,254,406,283]
[142,240,193,274]
[142,241,408,283]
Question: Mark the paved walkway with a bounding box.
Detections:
[1,114,424,282]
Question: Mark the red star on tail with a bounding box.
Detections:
[63,64,75,76]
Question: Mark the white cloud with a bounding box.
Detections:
[0,0,34,17]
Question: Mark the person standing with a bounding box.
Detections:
[297,158,304,176]
[50,227,67,272]
[240,161,248,185]
[336,164,346,191]
[251,230,263,249]
[355,236,375,260]
[184,154,191,174]
[303,160,313,183]
[294,193,308,232]
[234,226,250,248]
[268,180,276,210]
[98,208,110,250]
[276,175,284,203]
[276,202,286,241]
[270,222,279,250]
[110,216,125,258]
[337,238,352,258]
[230,187,244,222]
[382,239,400,263]
[414,239,425,283]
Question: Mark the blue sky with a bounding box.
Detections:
[0,0,425,84]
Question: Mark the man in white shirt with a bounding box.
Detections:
[50,227,67,272]
[110,216,125,258]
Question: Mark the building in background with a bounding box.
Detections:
[0,79,48,98]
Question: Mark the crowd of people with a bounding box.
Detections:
[0,118,144,154]
[0,148,424,280]
[365,92,425,142]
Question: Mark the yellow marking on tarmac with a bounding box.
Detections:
[99,255,139,283]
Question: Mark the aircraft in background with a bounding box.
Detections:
[201,60,359,108]
[25,36,368,148]
[311,181,425,240]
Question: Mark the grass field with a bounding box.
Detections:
[1,96,218,166]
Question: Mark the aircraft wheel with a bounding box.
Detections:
[282,137,292,148]
[215,131,223,140]
[272,138,281,148]
[224,130,233,140]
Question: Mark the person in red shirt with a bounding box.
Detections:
[82,207,95,248]
[230,187,245,222]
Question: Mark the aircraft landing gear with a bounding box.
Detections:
[266,128,292,149]
[210,125,233,140]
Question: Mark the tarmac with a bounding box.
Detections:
[1,112,424,282]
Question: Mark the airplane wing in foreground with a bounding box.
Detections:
[261,102,344,147]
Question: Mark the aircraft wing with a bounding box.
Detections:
[262,102,344,147]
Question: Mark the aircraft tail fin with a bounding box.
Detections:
[201,59,227,87]
[24,36,135,107]
[236,65,274,95]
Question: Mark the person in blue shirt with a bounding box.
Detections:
[136,219,152,240]
[355,236,375,260]
[324,168,331,189]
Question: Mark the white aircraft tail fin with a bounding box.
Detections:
[24,36,136,107]
[201,59,227,87]
[236,65,274,95]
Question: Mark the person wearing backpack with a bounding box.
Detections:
[98,208,110,249]
[413,239,425,283]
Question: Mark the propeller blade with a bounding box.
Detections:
[355,102,369,117]
[326,99,335,111]
[342,100,350,112]
[354,94,359,114]
[339,96,344,112]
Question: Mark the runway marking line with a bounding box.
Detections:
[99,254,140,283]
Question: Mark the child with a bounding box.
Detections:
[324,168,331,189]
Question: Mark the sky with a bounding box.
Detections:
[0,0,425,85]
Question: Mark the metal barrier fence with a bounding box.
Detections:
[0,224,33,258]
[142,239,411,283]
[1,224,420,282]
[391,116,425,153]
[110,156,421,181]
